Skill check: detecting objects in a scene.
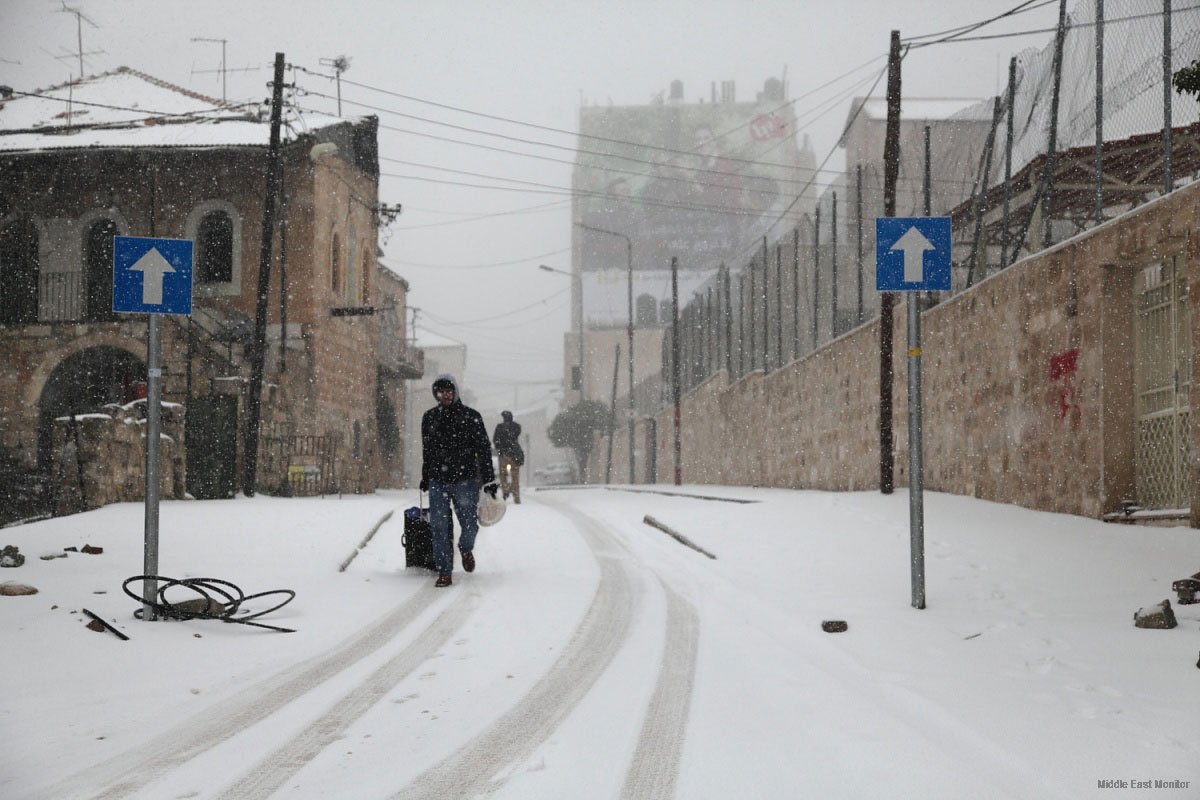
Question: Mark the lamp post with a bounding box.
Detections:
[575,222,635,484]
[539,264,585,401]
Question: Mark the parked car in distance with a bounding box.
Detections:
[533,461,578,486]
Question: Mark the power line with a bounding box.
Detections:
[902,0,1057,44]
[386,246,570,270]
[298,56,899,186]
[720,61,893,275]
[910,1,1200,47]
[391,199,572,231]
[422,286,569,325]
[310,69,884,173]
[6,88,255,120]
[299,93,814,184]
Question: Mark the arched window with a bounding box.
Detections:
[346,227,359,304]
[197,211,233,284]
[0,218,39,324]
[360,252,371,305]
[330,233,342,295]
[85,219,118,321]
[636,293,657,325]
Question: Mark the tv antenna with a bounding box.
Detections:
[190,37,258,103]
[318,55,351,116]
[56,4,104,79]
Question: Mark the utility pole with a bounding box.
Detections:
[1163,0,1173,195]
[606,344,620,484]
[1004,57,1018,264]
[671,256,682,486]
[1094,2,1105,226]
[856,166,864,324]
[880,29,903,495]
[243,52,286,497]
[1042,0,1069,249]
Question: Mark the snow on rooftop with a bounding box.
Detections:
[0,67,346,153]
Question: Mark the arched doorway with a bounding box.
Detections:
[37,346,146,472]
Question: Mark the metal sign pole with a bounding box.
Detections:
[907,293,926,609]
[142,315,162,620]
[114,234,192,622]
[877,215,946,611]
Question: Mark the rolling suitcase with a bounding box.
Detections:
[402,492,452,570]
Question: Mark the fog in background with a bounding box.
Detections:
[1,0,1066,415]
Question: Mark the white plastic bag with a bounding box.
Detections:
[478,491,507,527]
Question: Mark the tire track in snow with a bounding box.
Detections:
[619,578,699,800]
[32,582,444,800]
[388,499,636,800]
[215,592,481,800]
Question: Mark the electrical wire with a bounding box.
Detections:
[387,246,570,270]
[6,89,258,121]
[902,0,1057,44]
[716,60,892,276]
[909,1,1200,47]
[422,286,569,325]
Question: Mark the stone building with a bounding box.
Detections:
[0,68,421,520]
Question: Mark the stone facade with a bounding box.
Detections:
[0,114,421,513]
[593,180,1199,528]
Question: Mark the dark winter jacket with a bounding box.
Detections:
[493,419,523,460]
[421,375,495,485]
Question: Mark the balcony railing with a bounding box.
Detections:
[38,271,83,322]
[378,301,423,379]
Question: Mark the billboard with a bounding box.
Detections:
[572,81,815,325]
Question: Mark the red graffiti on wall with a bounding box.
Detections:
[1048,348,1081,427]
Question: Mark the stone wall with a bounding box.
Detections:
[52,401,186,515]
[593,180,1200,527]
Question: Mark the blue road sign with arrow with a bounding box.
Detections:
[113,236,193,315]
[875,217,952,292]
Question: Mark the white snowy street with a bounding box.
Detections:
[2,487,1198,799]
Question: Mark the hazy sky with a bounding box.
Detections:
[2,0,1066,414]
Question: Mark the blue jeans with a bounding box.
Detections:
[428,479,480,574]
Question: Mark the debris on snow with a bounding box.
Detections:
[1133,600,1177,629]
[0,545,25,567]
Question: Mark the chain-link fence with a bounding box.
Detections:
[651,0,1200,409]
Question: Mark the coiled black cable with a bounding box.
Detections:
[122,575,297,633]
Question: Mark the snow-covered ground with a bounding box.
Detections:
[1,487,1198,799]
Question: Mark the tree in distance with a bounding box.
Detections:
[547,400,609,483]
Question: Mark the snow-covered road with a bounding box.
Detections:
[3,487,1198,799]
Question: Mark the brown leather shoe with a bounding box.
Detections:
[435,572,452,587]
[462,551,475,573]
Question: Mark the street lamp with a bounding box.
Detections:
[538,264,585,401]
[575,222,635,484]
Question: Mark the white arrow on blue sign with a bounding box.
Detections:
[875,217,952,292]
[113,236,193,315]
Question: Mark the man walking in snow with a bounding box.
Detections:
[420,374,497,587]
[492,410,524,504]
